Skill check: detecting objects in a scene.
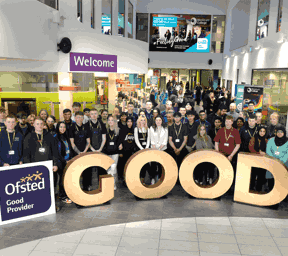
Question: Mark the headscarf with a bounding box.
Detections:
[274,125,288,147]
[254,125,267,152]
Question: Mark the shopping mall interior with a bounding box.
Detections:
[1,0,288,255]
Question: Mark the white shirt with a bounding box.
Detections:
[71,113,89,124]
[150,126,168,151]
[134,127,151,150]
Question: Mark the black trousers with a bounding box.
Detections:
[168,148,188,170]
[117,150,134,179]
[57,166,68,199]
[250,167,266,191]
[194,162,215,184]
[196,96,201,106]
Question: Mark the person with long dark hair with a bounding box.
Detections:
[46,115,57,138]
[39,109,48,122]
[248,125,268,192]
[266,125,288,192]
[55,122,74,204]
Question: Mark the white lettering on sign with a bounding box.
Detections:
[74,56,113,68]
[5,178,45,196]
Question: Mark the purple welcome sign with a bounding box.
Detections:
[70,52,117,72]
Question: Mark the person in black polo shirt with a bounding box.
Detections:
[209,116,223,143]
[63,109,75,135]
[185,110,198,153]
[103,115,121,190]
[118,112,127,130]
[87,108,107,188]
[0,114,23,167]
[168,112,188,169]
[69,111,91,191]
[15,112,33,139]
[126,101,138,123]
[145,101,153,120]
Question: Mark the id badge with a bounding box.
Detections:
[8,150,15,155]
[142,142,147,145]
[66,150,70,154]
[110,142,115,145]
[175,139,180,143]
[39,147,45,153]
[224,143,229,147]
[275,151,280,155]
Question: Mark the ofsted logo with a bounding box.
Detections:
[5,178,45,195]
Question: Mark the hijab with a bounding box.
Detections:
[254,125,267,152]
[274,125,288,147]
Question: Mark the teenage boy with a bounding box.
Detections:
[118,112,127,130]
[0,114,23,166]
[168,112,188,169]
[0,107,6,132]
[126,102,138,123]
[63,109,75,135]
[179,107,188,124]
[195,110,211,134]
[209,116,223,143]
[145,101,153,120]
[166,112,174,127]
[214,115,241,193]
[244,101,255,121]
[101,109,109,125]
[161,100,173,123]
[69,111,91,191]
[84,108,91,119]
[185,110,198,153]
[23,117,59,172]
[71,102,89,124]
[15,112,33,138]
[87,109,107,188]
[207,105,227,128]
[255,111,264,125]
[240,114,258,153]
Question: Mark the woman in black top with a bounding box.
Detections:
[118,117,136,181]
[104,115,121,190]
[118,112,127,130]
[55,122,74,204]
[46,115,57,138]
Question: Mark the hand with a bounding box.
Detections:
[259,151,266,156]
[53,166,58,172]
[119,144,123,150]
[96,150,101,153]
[79,152,84,155]
[119,154,123,157]
[3,163,9,167]
[227,155,233,161]
[19,161,23,165]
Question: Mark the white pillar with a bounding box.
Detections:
[95,0,102,33]
[125,0,128,37]
[112,0,118,36]
[83,0,92,28]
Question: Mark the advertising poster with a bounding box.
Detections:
[235,84,245,111]
[256,0,270,40]
[0,161,55,225]
[151,76,159,85]
[243,86,264,112]
[149,14,211,52]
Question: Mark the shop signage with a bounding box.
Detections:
[235,84,245,111]
[151,76,158,85]
[70,52,117,73]
[0,161,55,225]
[63,150,288,208]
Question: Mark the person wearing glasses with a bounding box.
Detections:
[195,110,211,134]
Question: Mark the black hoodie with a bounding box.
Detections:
[119,125,135,152]
[23,130,60,168]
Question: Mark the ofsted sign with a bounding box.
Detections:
[70,52,117,72]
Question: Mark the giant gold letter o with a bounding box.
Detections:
[234,153,288,206]
[179,150,234,198]
[124,149,178,199]
[63,152,115,206]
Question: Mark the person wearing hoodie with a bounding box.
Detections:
[0,114,24,167]
[15,112,34,139]
[118,117,136,181]
[55,122,74,204]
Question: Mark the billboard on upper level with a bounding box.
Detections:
[149,14,211,52]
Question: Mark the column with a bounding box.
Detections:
[59,0,78,20]
[95,0,102,33]
[108,73,117,113]
[112,0,118,36]
[58,72,74,121]
[125,0,128,37]
[83,0,92,28]
[281,0,288,33]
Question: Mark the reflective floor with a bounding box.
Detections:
[1,183,288,255]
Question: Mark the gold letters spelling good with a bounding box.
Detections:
[63,150,288,207]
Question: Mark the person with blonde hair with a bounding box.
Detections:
[267,112,280,139]
[104,115,121,190]
[134,115,151,184]
[26,114,36,127]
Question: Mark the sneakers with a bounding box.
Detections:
[209,178,213,185]
[151,179,155,185]
[114,184,117,190]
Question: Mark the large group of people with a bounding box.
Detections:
[0,82,287,211]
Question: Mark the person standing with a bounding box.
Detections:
[240,115,258,153]
[265,125,288,192]
[243,101,255,121]
[148,108,160,128]
[204,92,216,115]
[194,84,202,106]
[15,112,33,139]
[126,102,138,123]
[63,109,75,135]
[38,109,48,123]
[168,112,188,169]
[185,110,198,153]
[0,114,23,167]
[0,107,7,132]
[248,125,268,192]
[209,116,223,143]
[227,103,239,121]
[46,115,57,138]
[71,102,89,124]
[103,116,121,190]
[214,115,241,193]
[161,101,173,123]
[118,117,136,182]
[134,116,152,184]
[55,122,74,204]
[150,90,158,108]
[150,115,168,183]
[101,109,109,125]
[69,112,91,191]
[192,124,214,185]
[145,101,154,120]
[118,112,127,130]
[195,110,212,134]
[179,107,188,124]
[267,112,279,139]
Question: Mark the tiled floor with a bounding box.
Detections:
[2,217,288,256]
[1,183,288,256]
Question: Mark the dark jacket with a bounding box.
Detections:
[15,123,33,139]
